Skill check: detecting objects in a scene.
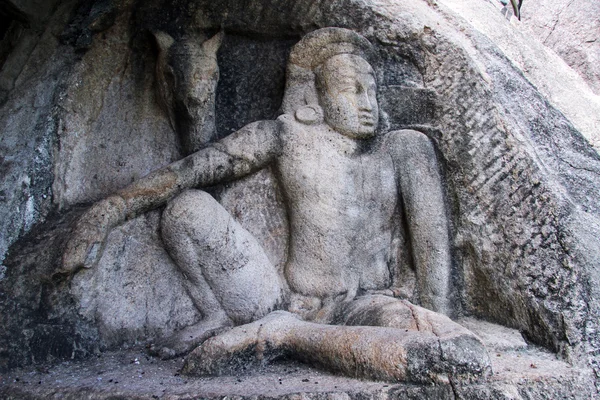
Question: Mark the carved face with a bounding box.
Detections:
[316,54,379,139]
[154,32,222,153]
[166,44,219,113]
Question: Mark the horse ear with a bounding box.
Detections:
[152,30,177,132]
[152,30,175,55]
[202,30,224,57]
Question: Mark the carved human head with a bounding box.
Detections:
[282,28,378,139]
[315,54,378,139]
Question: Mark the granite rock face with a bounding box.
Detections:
[521,0,600,95]
[0,346,596,400]
[0,0,599,395]
[436,0,600,151]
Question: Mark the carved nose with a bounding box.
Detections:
[186,83,215,105]
[359,93,374,111]
[185,87,212,107]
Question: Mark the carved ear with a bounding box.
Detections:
[304,85,319,106]
[152,30,175,55]
[202,30,224,57]
[152,31,177,131]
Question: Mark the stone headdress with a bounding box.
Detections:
[281,27,375,116]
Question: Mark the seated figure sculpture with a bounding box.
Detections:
[63,28,491,383]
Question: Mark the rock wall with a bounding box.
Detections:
[436,0,600,151]
[521,0,600,95]
[0,0,599,383]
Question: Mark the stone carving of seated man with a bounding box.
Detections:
[63,27,491,383]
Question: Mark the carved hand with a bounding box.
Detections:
[62,196,127,273]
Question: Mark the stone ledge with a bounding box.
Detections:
[0,345,595,400]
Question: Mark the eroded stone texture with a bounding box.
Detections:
[153,30,222,154]
[70,210,201,347]
[183,310,490,383]
[52,2,180,209]
[0,0,598,395]
[436,0,600,152]
[521,0,600,95]
[5,21,482,382]
[0,0,82,281]
[0,345,596,400]
[128,28,471,380]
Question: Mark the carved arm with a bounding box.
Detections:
[62,120,282,273]
[387,129,452,316]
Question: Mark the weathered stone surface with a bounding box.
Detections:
[459,317,528,352]
[0,345,596,399]
[52,2,180,209]
[153,30,222,154]
[0,0,76,276]
[0,208,100,370]
[436,0,600,151]
[521,0,600,96]
[119,26,467,377]
[0,0,599,396]
[70,210,201,347]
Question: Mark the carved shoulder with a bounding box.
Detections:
[385,129,437,165]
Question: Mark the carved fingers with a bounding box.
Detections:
[61,196,127,273]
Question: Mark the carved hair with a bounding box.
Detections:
[281,27,375,115]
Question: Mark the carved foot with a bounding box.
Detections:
[149,316,233,360]
[399,301,492,380]
[181,311,299,375]
[339,295,492,380]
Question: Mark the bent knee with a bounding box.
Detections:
[162,190,227,237]
[165,190,217,218]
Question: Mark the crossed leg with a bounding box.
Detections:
[151,190,283,359]
[152,190,490,382]
[183,295,491,383]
